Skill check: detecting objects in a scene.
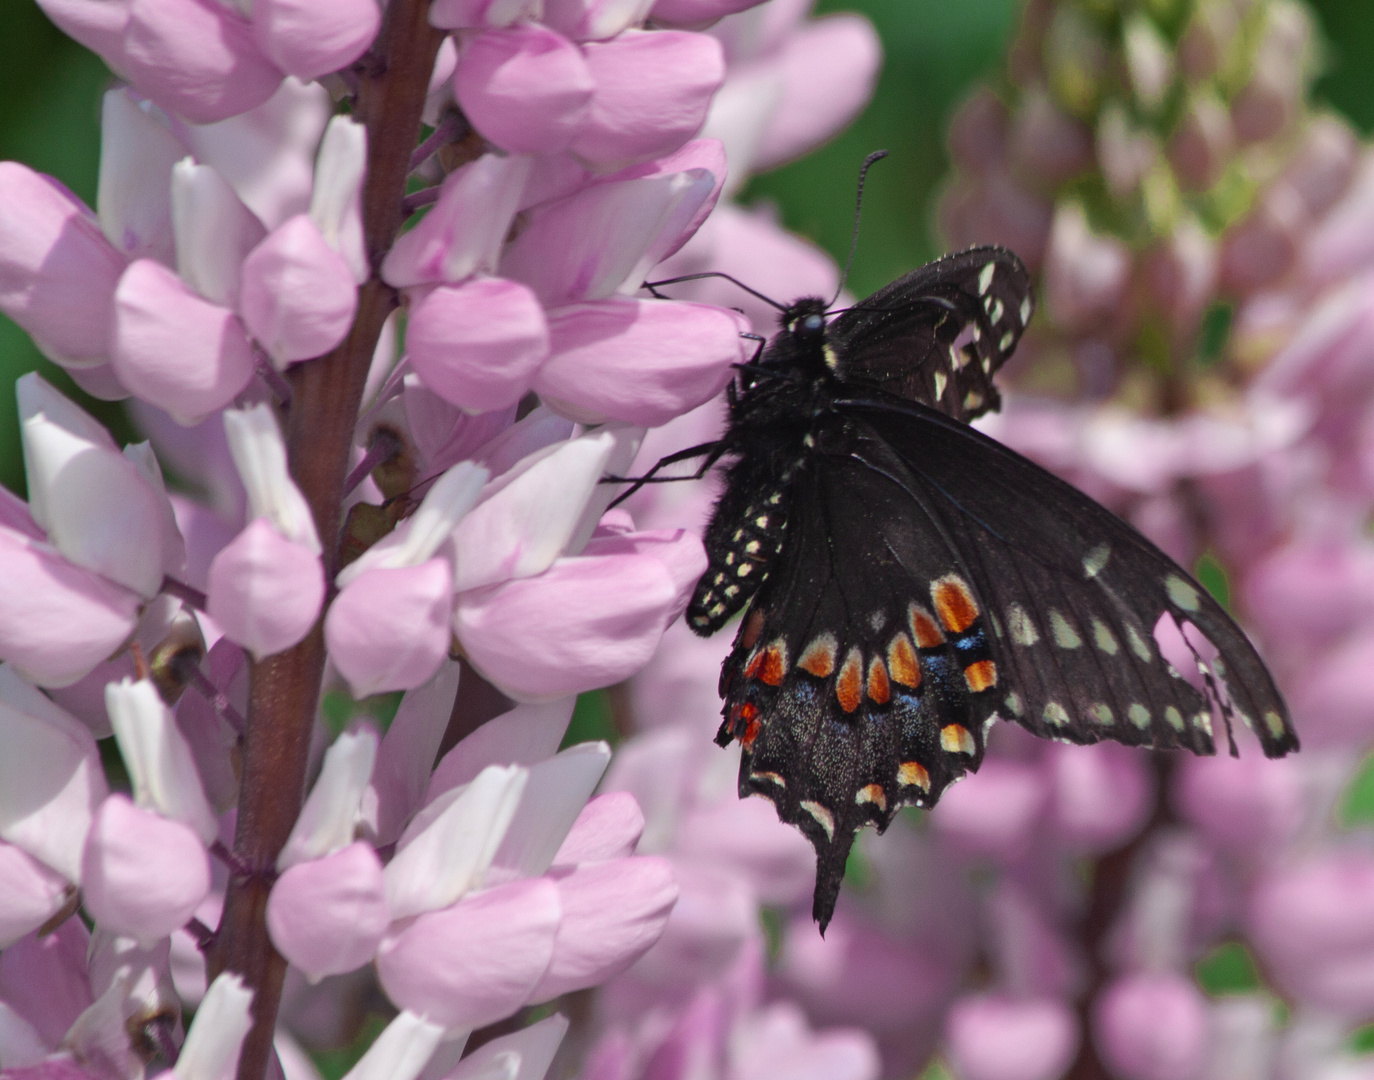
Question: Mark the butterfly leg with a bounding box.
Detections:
[604,439,728,507]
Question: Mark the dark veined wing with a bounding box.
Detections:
[844,396,1297,762]
[827,246,1033,422]
[715,435,1011,929]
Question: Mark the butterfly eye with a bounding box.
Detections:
[801,314,825,333]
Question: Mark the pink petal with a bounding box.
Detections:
[81,794,211,943]
[0,526,141,689]
[945,994,1080,1080]
[1171,753,1303,854]
[580,528,707,619]
[266,842,389,980]
[500,147,723,305]
[454,25,594,155]
[930,758,1048,861]
[536,299,744,426]
[0,163,126,368]
[122,0,284,124]
[206,517,325,660]
[542,0,654,42]
[325,559,454,698]
[530,856,677,1001]
[573,32,724,167]
[0,918,92,1048]
[672,794,815,907]
[375,877,561,1029]
[1045,742,1154,855]
[453,553,681,700]
[0,842,71,950]
[239,215,359,367]
[751,15,881,171]
[251,0,381,81]
[110,259,256,424]
[406,278,551,413]
[429,0,540,29]
[33,0,131,58]
[552,791,645,866]
[730,1003,880,1080]
[1248,850,1374,1013]
[649,0,767,26]
[1093,974,1210,1080]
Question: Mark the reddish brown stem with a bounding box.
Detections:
[205,5,443,1079]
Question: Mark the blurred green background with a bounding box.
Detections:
[4,0,1374,495]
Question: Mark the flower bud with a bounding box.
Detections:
[267,841,389,981]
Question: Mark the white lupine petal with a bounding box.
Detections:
[368,661,464,846]
[564,424,643,556]
[336,461,488,587]
[182,78,333,232]
[310,116,368,284]
[450,430,617,593]
[340,1011,445,1080]
[175,973,255,1080]
[172,159,268,307]
[0,663,108,881]
[488,742,612,881]
[446,1015,568,1080]
[97,89,184,263]
[123,440,188,578]
[384,764,527,920]
[278,725,379,869]
[105,679,218,844]
[224,404,323,554]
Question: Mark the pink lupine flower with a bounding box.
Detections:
[0,162,127,368]
[267,842,390,981]
[945,994,1080,1080]
[454,25,596,155]
[536,299,748,426]
[405,278,551,412]
[207,405,325,658]
[1093,973,1211,1080]
[327,462,486,696]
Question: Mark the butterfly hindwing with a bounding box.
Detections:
[717,437,1004,926]
[828,246,1033,422]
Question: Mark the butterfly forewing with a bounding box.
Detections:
[828,247,1033,421]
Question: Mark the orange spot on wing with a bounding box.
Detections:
[730,701,760,748]
[856,783,887,812]
[758,640,787,686]
[897,761,930,791]
[940,724,976,755]
[909,604,946,648]
[887,633,921,688]
[867,657,890,704]
[932,575,980,633]
[797,633,838,678]
[835,648,863,713]
[743,649,763,679]
[963,659,997,693]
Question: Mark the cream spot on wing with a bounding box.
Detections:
[1020,295,1032,325]
[1005,691,1024,716]
[978,262,996,295]
[1126,623,1152,662]
[898,761,930,791]
[1193,711,1213,736]
[1164,705,1184,730]
[934,370,948,399]
[1049,610,1081,649]
[1092,619,1119,655]
[801,800,835,839]
[1265,711,1286,738]
[1083,543,1110,578]
[1043,702,1070,727]
[1129,703,1151,729]
[751,771,785,788]
[856,784,887,811]
[940,724,976,755]
[1089,702,1113,725]
[1166,575,1202,611]
[1008,603,1039,646]
[999,330,1015,351]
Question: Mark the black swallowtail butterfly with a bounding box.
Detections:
[630,208,1297,932]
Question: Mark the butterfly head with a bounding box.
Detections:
[782,299,829,340]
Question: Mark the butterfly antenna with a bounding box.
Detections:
[642,272,787,312]
[830,150,889,307]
